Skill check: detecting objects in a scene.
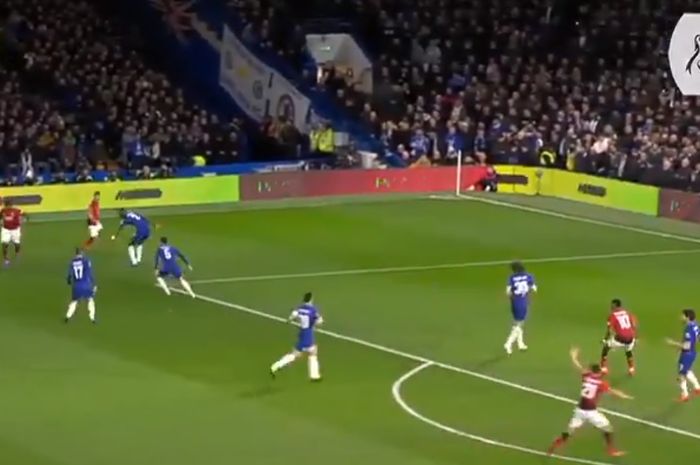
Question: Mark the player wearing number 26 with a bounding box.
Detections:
[65,248,97,324]
[504,261,537,355]
[547,347,632,458]
[270,292,324,381]
[601,299,638,375]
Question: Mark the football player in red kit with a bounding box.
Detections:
[547,347,633,458]
[84,191,102,249]
[0,198,25,267]
[601,299,638,375]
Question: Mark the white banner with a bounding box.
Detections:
[219,26,311,131]
[669,13,700,96]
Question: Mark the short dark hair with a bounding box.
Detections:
[160,237,168,244]
[511,261,525,273]
[94,191,100,196]
[590,363,602,374]
[611,298,622,308]
[303,292,313,303]
[4,198,12,207]
[683,309,696,321]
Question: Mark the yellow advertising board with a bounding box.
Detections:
[0,176,240,213]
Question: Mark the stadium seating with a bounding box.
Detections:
[229,0,700,191]
[0,0,255,184]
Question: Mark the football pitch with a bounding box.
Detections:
[3,193,700,465]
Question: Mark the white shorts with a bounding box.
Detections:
[1,227,21,245]
[567,408,611,432]
[606,336,636,352]
[88,222,103,238]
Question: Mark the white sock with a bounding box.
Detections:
[505,325,519,349]
[687,371,700,390]
[680,378,689,397]
[128,246,137,265]
[87,299,96,322]
[66,301,77,319]
[516,326,526,348]
[157,277,171,295]
[308,354,321,380]
[180,278,195,297]
[136,245,143,263]
[271,353,297,372]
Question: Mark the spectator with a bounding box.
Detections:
[310,122,335,157]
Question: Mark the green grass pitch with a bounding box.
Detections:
[3,193,700,465]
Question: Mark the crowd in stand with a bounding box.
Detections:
[5,0,700,192]
[232,0,700,192]
[0,0,245,185]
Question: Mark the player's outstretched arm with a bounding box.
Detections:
[569,347,585,373]
[609,387,634,400]
[666,337,691,351]
[111,223,125,240]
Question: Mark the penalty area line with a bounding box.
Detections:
[392,362,616,465]
[171,288,700,442]
[189,248,700,285]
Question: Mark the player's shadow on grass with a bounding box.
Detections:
[471,354,509,371]
[237,385,283,399]
[647,401,684,426]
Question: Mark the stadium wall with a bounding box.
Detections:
[657,189,700,223]
[239,167,489,200]
[0,177,240,213]
[494,166,659,216]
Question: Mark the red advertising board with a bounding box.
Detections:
[658,189,700,222]
[240,167,488,201]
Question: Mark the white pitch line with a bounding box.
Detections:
[189,248,699,285]
[392,362,617,465]
[431,193,700,245]
[171,288,700,441]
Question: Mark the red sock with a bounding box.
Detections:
[549,433,569,453]
[84,238,95,249]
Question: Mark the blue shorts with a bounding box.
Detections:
[72,285,95,301]
[295,332,315,352]
[158,267,182,279]
[679,352,697,375]
[511,306,528,322]
[130,230,150,246]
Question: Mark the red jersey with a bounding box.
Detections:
[607,309,637,341]
[578,371,610,410]
[88,200,100,225]
[1,207,22,230]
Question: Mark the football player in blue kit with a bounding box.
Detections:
[154,237,196,298]
[270,292,323,381]
[666,309,700,402]
[504,261,537,354]
[65,248,97,323]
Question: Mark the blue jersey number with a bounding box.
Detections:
[297,314,311,329]
[72,262,84,280]
[513,281,530,296]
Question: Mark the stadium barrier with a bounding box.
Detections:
[658,189,700,223]
[0,177,239,213]
[494,166,659,216]
[239,166,489,200]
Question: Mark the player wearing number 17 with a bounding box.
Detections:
[547,347,632,458]
[154,237,196,298]
[65,248,97,324]
[270,292,323,381]
[504,261,537,355]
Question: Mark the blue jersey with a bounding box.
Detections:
[507,272,536,321]
[155,244,189,278]
[682,322,699,354]
[121,211,151,245]
[679,321,699,375]
[292,304,321,351]
[67,256,95,301]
